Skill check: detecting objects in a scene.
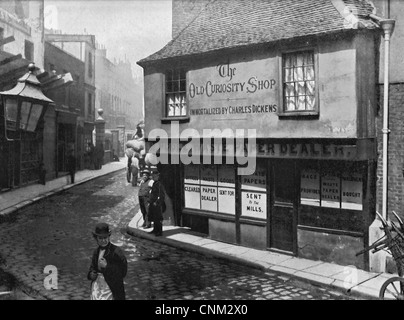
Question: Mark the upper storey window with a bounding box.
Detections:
[282,50,317,116]
[165,69,187,117]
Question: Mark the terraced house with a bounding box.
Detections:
[138,0,403,272]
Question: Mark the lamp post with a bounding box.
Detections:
[1,63,53,141]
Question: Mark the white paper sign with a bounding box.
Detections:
[241,165,266,192]
[218,165,235,187]
[241,191,266,219]
[321,175,340,208]
[218,187,236,214]
[341,173,362,210]
[184,184,201,209]
[300,169,320,206]
[201,186,218,211]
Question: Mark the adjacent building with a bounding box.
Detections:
[95,43,143,158]
[138,0,403,271]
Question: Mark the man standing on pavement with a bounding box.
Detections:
[138,168,153,228]
[88,222,128,300]
[147,169,166,236]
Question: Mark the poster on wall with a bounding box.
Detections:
[341,173,363,210]
[184,165,200,185]
[321,174,340,208]
[200,165,217,186]
[184,184,201,209]
[241,164,266,192]
[241,191,267,219]
[300,169,320,206]
[218,187,235,214]
[201,185,218,212]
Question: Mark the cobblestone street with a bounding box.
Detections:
[0,171,351,300]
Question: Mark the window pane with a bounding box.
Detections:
[20,101,32,130]
[180,79,186,92]
[166,80,173,93]
[174,94,181,116]
[167,94,175,116]
[285,96,296,111]
[294,67,304,81]
[304,66,314,80]
[180,93,187,116]
[285,83,295,97]
[284,67,293,82]
[297,94,306,110]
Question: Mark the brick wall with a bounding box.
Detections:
[376,83,404,220]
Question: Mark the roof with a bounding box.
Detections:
[138,0,378,65]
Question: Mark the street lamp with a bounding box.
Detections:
[1,63,53,141]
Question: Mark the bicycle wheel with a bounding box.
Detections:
[379,277,404,300]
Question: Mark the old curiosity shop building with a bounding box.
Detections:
[137,0,402,271]
[137,0,400,273]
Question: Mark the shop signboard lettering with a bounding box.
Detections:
[341,173,362,210]
[218,188,235,214]
[188,60,278,116]
[300,169,320,206]
[201,186,218,212]
[241,167,266,192]
[321,175,340,208]
[184,184,200,209]
[241,192,267,219]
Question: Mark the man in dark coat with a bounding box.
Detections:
[88,222,127,300]
[138,168,153,228]
[147,169,166,236]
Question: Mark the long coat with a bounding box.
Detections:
[147,180,166,222]
[88,243,128,300]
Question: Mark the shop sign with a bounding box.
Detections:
[218,187,235,214]
[241,167,266,192]
[341,173,362,210]
[241,192,267,219]
[201,186,218,212]
[300,169,320,206]
[321,175,340,208]
[184,184,201,209]
[257,142,357,160]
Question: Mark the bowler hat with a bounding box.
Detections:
[141,168,150,174]
[92,222,111,237]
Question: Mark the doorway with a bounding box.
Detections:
[270,160,297,253]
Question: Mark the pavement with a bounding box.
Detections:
[0,158,399,300]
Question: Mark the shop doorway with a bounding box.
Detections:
[270,160,297,253]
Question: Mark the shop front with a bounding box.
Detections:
[177,138,375,269]
[140,14,379,269]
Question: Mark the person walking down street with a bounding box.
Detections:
[147,169,166,236]
[66,149,76,184]
[88,222,128,300]
[138,169,153,228]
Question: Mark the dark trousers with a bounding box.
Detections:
[153,219,163,235]
[139,196,150,226]
[69,170,75,183]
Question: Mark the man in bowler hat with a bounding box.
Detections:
[88,222,127,300]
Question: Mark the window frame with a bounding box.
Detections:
[278,47,319,118]
[162,68,190,123]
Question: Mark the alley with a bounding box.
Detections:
[0,171,351,300]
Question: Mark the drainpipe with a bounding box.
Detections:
[379,19,395,220]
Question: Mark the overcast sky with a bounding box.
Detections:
[44,0,173,79]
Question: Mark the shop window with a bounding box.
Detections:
[183,164,236,215]
[165,69,187,117]
[300,166,363,211]
[240,161,267,220]
[280,50,317,116]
